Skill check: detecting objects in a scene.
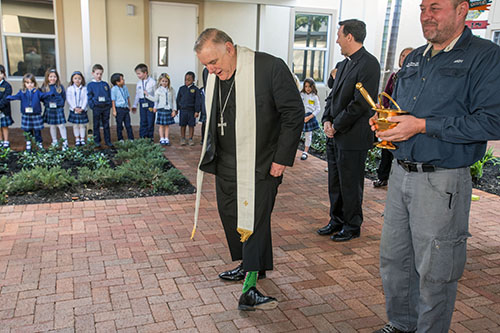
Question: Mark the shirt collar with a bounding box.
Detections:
[348,46,365,62]
[423,28,466,56]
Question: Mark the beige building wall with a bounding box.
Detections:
[204,2,258,50]
[61,0,84,82]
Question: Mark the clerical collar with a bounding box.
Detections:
[347,47,364,62]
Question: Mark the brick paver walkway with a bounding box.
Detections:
[1,128,500,332]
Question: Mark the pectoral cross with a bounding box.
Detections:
[218,114,227,136]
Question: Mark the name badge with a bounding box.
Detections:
[49,102,57,108]
[0,87,5,92]
[142,102,149,108]
[98,96,105,102]
[308,100,315,105]
[25,107,33,113]
[190,89,195,93]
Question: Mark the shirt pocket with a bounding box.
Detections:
[435,67,467,98]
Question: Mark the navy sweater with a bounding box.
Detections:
[87,81,112,110]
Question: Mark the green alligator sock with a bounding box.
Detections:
[242,271,258,293]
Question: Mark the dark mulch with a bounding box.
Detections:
[0,148,196,206]
[299,142,500,196]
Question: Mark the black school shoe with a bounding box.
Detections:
[219,264,266,281]
[238,287,278,311]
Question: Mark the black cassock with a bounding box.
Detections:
[199,52,304,272]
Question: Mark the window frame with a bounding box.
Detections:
[291,9,334,85]
[0,0,60,80]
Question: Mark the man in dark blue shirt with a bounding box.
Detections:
[371,1,500,332]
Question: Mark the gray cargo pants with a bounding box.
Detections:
[380,160,472,332]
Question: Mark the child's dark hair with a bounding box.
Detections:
[0,64,6,76]
[92,64,104,72]
[22,73,37,92]
[110,73,123,86]
[185,71,195,80]
[134,63,148,73]
[301,78,318,95]
[69,71,86,87]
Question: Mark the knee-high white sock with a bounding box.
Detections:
[73,124,81,139]
[50,125,58,143]
[58,124,68,142]
[305,131,313,148]
[79,125,86,139]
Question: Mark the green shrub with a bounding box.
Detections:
[78,166,121,186]
[471,147,498,180]
[365,147,382,174]
[0,176,8,204]
[8,167,75,194]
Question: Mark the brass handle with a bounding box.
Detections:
[355,82,376,109]
[379,92,402,111]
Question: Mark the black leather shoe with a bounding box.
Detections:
[317,222,343,236]
[330,229,360,242]
[219,264,266,281]
[238,287,278,311]
[373,179,388,188]
[373,323,415,333]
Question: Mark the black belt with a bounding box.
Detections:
[397,160,436,172]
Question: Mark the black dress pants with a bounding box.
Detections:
[376,148,394,181]
[215,173,281,272]
[326,140,368,232]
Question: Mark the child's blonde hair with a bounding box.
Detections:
[21,73,37,92]
[157,73,171,89]
[42,68,62,93]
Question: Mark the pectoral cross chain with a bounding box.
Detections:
[218,114,227,136]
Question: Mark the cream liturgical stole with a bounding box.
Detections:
[192,45,256,243]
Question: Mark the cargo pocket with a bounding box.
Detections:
[426,233,471,283]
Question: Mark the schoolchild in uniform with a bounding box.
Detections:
[146,73,176,145]
[67,71,89,146]
[175,71,202,146]
[87,64,113,148]
[132,63,156,139]
[299,78,321,160]
[110,73,135,141]
[42,69,68,149]
[8,73,52,151]
[0,65,14,148]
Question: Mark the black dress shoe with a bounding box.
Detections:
[373,323,415,333]
[219,264,266,281]
[317,222,343,236]
[238,287,278,311]
[373,179,388,188]
[330,229,360,242]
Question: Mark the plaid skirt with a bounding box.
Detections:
[156,108,175,125]
[22,114,44,131]
[44,107,66,125]
[303,112,320,132]
[68,110,89,124]
[0,113,14,127]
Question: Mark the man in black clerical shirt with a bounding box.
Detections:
[193,28,303,310]
[317,19,380,242]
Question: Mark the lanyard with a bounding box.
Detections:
[27,89,33,107]
[164,88,170,108]
[141,78,146,96]
[75,86,81,107]
[119,87,127,103]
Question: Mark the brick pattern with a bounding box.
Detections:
[1,128,500,332]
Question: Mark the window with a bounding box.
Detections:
[493,31,500,46]
[1,0,57,77]
[293,13,331,82]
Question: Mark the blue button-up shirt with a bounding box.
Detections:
[111,85,130,108]
[392,27,500,168]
